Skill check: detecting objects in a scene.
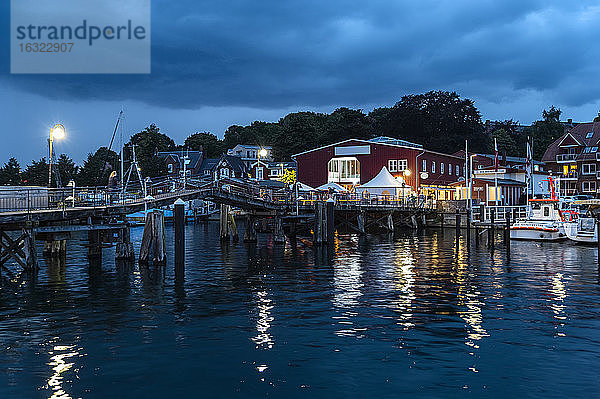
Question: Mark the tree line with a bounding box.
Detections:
[0,91,566,187]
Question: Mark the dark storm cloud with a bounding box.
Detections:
[2,0,600,109]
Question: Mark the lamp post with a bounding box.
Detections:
[48,124,66,187]
[403,169,411,205]
[257,147,268,181]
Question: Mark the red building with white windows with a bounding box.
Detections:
[292,136,465,196]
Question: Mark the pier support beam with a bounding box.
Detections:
[87,231,102,259]
[489,209,495,249]
[505,212,511,258]
[357,212,365,235]
[387,213,394,233]
[0,229,37,271]
[273,217,285,244]
[243,215,257,242]
[139,210,166,265]
[326,199,335,243]
[115,227,135,261]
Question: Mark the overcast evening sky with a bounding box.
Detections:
[2,0,600,165]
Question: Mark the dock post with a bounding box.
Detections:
[489,209,495,248]
[152,210,166,265]
[273,216,285,244]
[115,226,135,261]
[475,224,480,246]
[139,210,166,265]
[314,202,324,245]
[440,212,445,229]
[243,215,257,242]
[387,213,395,233]
[505,212,511,257]
[357,212,365,235]
[23,228,38,271]
[174,198,185,276]
[326,198,335,243]
[597,215,600,267]
[229,212,239,242]
[219,204,230,242]
[466,211,471,247]
[87,230,102,259]
[455,209,461,250]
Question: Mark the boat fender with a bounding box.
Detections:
[540,233,544,238]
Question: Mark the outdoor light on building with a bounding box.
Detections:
[259,148,268,158]
[403,169,412,177]
[48,123,66,187]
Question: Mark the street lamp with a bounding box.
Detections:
[48,124,66,187]
[257,147,268,181]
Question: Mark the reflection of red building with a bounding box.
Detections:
[292,137,465,192]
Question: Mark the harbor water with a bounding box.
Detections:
[1,224,600,398]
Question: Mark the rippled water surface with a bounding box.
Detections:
[1,223,600,398]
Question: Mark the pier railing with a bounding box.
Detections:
[471,205,528,223]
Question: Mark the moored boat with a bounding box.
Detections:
[510,177,567,241]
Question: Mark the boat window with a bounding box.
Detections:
[543,207,550,217]
[532,203,541,210]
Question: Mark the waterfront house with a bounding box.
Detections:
[542,122,600,197]
[214,154,248,180]
[157,150,204,177]
[227,144,273,168]
[292,136,465,199]
[249,160,297,181]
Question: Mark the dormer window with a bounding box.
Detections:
[586,132,594,139]
[593,147,598,152]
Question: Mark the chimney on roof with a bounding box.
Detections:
[567,118,572,124]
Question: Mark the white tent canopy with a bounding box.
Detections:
[296,182,315,192]
[315,182,348,192]
[355,166,412,197]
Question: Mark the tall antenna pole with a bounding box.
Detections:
[120,109,124,203]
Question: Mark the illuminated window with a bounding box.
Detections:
[432,161,436,173]
[422,159,426,171]
[583,181,596,192]
[456,165,460,176]
[449,164,452,175]
[398,159,408,171]
[328,157,360,184]
[441,163,445,174]
[582,164,596,175]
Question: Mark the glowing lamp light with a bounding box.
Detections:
[51,124,66,140]
[403,169,412,177]
[259,148,268,158]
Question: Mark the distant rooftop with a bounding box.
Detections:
[368,136,423,149]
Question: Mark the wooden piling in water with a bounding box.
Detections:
[243,215,257,242]
[326,199,335,243]
[115,226,135,261]
[357,212,365,235]
[466,211,471,247]
[489,209,495,249]
[219,204,230,242]
[174,199,185,275]
[87,230,102,259]
[455,210,461,249]
[597,215,600,267]
[273,216,285,244]
[139,210,166,265]
[505,212,511,257]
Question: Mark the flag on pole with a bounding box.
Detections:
[494,137,499,171]
[525,137,533,186]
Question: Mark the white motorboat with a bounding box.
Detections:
[564,199,600,244]
[510,198,567,240]
[565,217,597,244]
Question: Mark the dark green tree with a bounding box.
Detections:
[491,129,518,157]
[77,147,119,186]
[22,158,49,186]
[127,124,175,178]
[0,158,21,185]
[184,132,225,158]
[324,108,372,144]
[524,106,565,159]
[272,112,328,160]
[372,91,488,153]
[56,154,78,187]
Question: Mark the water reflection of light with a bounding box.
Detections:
[455,263,489,349]
[251,290,274,349]
[392,246,416,329]
[44,341,82,399]
[332,254,365,337]
[332,255,363,308]
[550,272,567,337]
